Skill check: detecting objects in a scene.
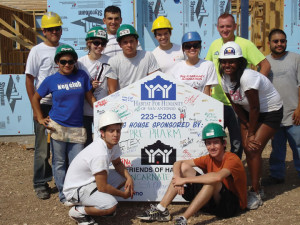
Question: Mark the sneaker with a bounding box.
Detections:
[69,206,98,225]
[247,191,263,210]
[136,204,171,221]
[259,188,266,200]
[175,216,187,225]
[63,200,76,207]
[261,176,285,186]
[35,188,50,200]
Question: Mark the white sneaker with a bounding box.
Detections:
[69,206,98,225]
[259,188,266,200]
[63,200,76,207]
[247,191,263,210]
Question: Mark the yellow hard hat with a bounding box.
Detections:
[151,16,173,32]
[41,12,63,29]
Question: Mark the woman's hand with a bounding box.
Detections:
[246,135,261,151]
[37,116,54,130]
[92,80,101,89]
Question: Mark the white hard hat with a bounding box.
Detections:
[219,41,243,59]
[98,111,123,130]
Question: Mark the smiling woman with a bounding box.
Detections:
[31,44,96,205]
[219,41,283,210]
[168,31,218,96]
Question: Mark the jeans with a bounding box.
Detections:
[270,125,300,179]
[83,115,93,147]
[33,104,52,190]
[50,139,83,202]
[224,105,243,158]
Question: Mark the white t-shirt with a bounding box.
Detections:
[78,54,113,116]
[102,34,143,57]
[107,50,160,89]
[152,43,184,74]
[222,69,283,112]
[63,138,122,200]
[25,42,61,104]
[169,59,218,92]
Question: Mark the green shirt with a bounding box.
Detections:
[206,36,266,105]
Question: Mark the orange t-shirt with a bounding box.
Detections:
[193,152,247,209]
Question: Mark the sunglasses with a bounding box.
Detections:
[45,26,62,32]
[92,40,107,47]
[272,39,286,44]
[59,60,75,65]
[183,43,201,50]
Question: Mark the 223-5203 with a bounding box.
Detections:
[141,113,176,120]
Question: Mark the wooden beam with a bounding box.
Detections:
[0,29,33,49]
[0,18,34,45]
[12,13,46,42]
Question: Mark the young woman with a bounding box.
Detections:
[77,26,113,147]
[219,42,283,209]
[32,44,96,204]
[169,31,218,95]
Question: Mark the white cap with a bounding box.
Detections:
[219,41,243,59]
[98,111,123,130]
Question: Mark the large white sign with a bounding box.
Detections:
[94,72,223,201]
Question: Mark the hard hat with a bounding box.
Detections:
[41,12,63,29]
[116,24,139,42]
[86,26,108,41]
[218,41,243,59]
[98,111,123,130]
[182,32,201,44]
[202,123,227,140]
[151,16,173,32]
[54,44,78,62]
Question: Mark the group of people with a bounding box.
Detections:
[25,5,300,225]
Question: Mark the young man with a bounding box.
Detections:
[102,5,123,57]
[137,123,247,225]
[102,5,142,57]
[25,12,63,199]
[151,16,184,74]
[107,24,160,93]
[264,29,300,185]
[206,13,271,159]
[63,111,134,225]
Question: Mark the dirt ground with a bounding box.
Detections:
[0,135,300,225]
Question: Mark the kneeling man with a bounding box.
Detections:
[63,111,134,224]
[137,123,247,224]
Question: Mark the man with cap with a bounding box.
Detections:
[151,16,184,74]
[137,123,247,225]
[63,111,134,225]
[206,13,271,159]
[107,24,160,93]
[25,11,63,199]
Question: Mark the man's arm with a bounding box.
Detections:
[94,169,132,199]
[292,87,300,125]
[112,157,134,198]
[107,78,118,94]
[257,58,271,76]
[26,74,37,119]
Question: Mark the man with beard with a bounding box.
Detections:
[264,28,300,185]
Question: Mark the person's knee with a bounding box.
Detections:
[180,162,195,177]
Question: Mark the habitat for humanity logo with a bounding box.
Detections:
[141,75,176,100]
[141,140,176,165]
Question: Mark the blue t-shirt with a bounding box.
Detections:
[37,69,92,127]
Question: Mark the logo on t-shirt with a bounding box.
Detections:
[141,140,176,165]
[57,81,82,90]
[141,75,176,100]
